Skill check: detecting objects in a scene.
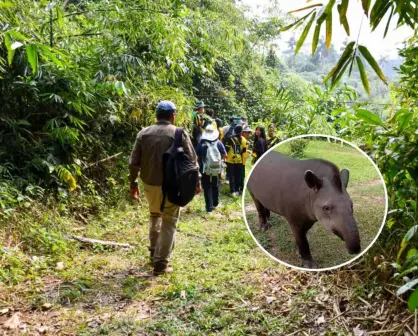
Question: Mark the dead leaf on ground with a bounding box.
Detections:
[42,303,53,310]
[180,290,186,300]
[0,308,9,315]
[56,261,65,270]
[266,296,276,304]
[3,312,22,330]
[87,320,101,328]
[353,327,366,336]
[35,324,48,333]
[316,315,325,325]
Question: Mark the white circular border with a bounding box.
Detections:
[241,134,389,272]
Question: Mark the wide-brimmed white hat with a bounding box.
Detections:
[201,124,219,141]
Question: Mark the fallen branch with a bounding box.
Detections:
[87,152,123,168]
[69,235,133,249]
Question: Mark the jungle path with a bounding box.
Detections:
[0,183,413,335]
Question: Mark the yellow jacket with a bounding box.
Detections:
[218,127,224,141]
[225,136,247,164]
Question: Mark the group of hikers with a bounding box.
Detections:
[129,100,281,276]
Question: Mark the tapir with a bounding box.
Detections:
[247,151,361,268]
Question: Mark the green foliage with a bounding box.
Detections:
[289,139,309,158]
[285,0,416,93]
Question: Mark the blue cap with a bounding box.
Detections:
[156,100,177,112]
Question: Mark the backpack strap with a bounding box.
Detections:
[174,128,183,148]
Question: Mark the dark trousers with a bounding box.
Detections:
[226,163,243,194]
[239,165,245,192]
[201,174,219,212]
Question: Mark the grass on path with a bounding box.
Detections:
[244,140,387,269]
[0,171,409,335]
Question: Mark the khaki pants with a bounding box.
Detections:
[143,184,180,266]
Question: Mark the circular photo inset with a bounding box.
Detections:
[242,135,388,271]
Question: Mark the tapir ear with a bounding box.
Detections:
[340,169,350,188]
[304,170,323,191]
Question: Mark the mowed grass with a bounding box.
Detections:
[244,139,387,269]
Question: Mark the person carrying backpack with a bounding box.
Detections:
[129,101,201,276]
[202,108,217,130]
[191,101,206,148]
[196,124,227,214]
[224,124,247,197]
[222,116,243,145]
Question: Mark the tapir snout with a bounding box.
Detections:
[333,217,361,254]
[344,219,361,254]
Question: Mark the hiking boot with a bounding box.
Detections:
[153,261,173,276]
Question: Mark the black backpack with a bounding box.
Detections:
[161,128,199,211]
[223,117,243,143]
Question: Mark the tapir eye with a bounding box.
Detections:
[323,205,332,212]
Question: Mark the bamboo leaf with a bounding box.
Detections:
[0,1,13,7]
[348,47,357,76]
[25,44,38,75]
[56,7,64,29]
[280,10,315,32]
[312,22,321,55]
[331,57,350,89]
[7,30,29,41]
[362,0,372,16]
[384,6,394,38]
[358,45,388,84]
[397,111,413,132]
[289,3,323,14]
[37,44,64,68]
[325,10,332,49]
[370,0,392,31]
[4,33,16,65]
[323,41,355,83]
[337,0,350,36]
[295,12,317,54]
[355,108,385,127]
[356,56,370,95]
[408,288,418,312]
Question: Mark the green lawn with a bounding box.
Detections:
[244,139,387,269]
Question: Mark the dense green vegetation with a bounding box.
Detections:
[1,0,417,332]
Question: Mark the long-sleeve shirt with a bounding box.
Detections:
[129,120,198,186]
[253,138,268,159]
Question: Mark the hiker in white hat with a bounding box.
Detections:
[196,124,227,214]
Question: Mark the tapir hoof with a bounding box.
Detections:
[302,259,319,269]
[259,222,272,231]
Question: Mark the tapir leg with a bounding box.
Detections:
[288,220,318,269]
[249,191,271,231]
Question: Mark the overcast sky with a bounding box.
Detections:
[240,0,413,58]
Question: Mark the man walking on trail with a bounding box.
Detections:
[129,101,201,276]
[191,101,206,148]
